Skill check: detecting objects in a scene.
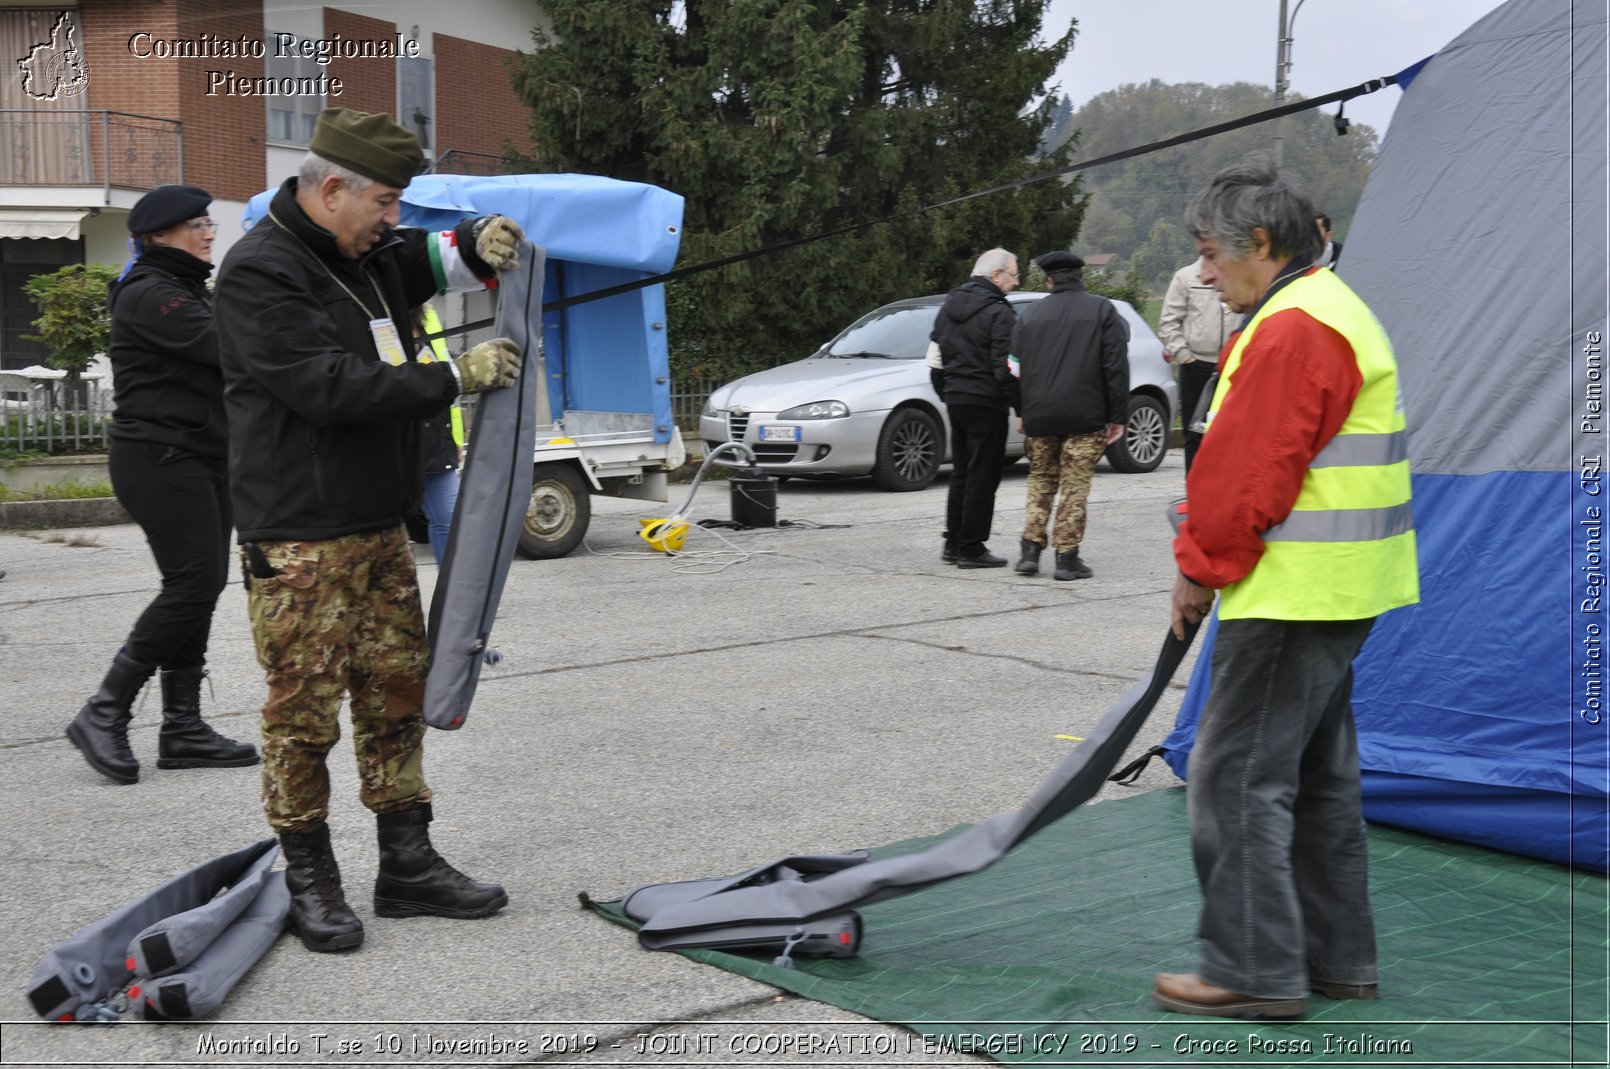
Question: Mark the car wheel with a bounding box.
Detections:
[517,462,591,559]
[872,407,942,491]
[1106,394,1169,474]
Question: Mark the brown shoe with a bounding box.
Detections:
[1312,980,1379,1000]
[1152,972,1308,1019]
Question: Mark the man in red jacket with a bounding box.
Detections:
[1155,154,1418,1019]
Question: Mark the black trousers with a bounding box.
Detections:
[1178,358,1218,473]
[107,439,232,669]
[943,403,1008,552]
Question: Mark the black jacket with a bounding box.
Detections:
[929,276,1018,412]
[215,179,485,542]
[106,246,227,459]
[1012,280,1130,437]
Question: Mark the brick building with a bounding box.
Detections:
[0,1,540,368]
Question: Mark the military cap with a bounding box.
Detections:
[309,107,423,190]
[127,185,212,235]
[1033,250,1085,273]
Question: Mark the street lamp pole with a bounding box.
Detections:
[1271,0,1307,166]
[1273,0,1290,165]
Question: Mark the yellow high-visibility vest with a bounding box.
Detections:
[417,303,465,448]
[1204,268,1419,621]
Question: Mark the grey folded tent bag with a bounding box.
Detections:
[27,838,285,1021]
[131,871,290,1020]
[424,242,545,731]
[622,624,1198,956]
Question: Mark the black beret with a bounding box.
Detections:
[310,107,424,189]
[127,185,212,235]
[1034,250,1085,273]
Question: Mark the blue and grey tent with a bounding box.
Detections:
[1160,0,1609,872]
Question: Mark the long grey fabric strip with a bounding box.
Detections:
[631,622,1198,948]
[424,243,545,730]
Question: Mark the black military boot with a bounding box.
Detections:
[280,822,364,952]
[1015,539,1044,575]
[66,650,157,784]
[1054,548,1094,581]
[156,667,260,769]
[374,803,508,919]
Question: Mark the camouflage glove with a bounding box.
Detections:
[452,338,521,394]
[472,215,523,272]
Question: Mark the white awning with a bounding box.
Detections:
[0,209,88,240]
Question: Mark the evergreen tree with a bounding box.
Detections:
[513,0,1085,379]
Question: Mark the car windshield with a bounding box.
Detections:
[824,305,935,360]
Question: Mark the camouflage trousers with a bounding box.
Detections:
[1022,431,1107,552]
[243,525,431,833]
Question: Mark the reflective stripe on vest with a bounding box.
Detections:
[1204,268,1419,621]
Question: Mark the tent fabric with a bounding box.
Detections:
[1161,0,1610,873]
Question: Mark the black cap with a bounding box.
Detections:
[1033,250,1085,273]
[127,185,212,235]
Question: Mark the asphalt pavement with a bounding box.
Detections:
[0,453,1200,1066]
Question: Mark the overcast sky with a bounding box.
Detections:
[1042,0,1508,140]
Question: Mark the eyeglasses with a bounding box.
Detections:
[185,218,218,233]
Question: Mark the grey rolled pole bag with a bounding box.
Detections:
[424,242,545,730]
[621,624,1199,959]
[27,839,286,1021]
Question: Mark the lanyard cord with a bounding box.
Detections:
[265,207,390,323]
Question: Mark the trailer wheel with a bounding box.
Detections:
[518,462,591,559]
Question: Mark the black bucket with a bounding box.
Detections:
[730,467,778,528]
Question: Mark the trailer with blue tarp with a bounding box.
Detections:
[242,172,687,558]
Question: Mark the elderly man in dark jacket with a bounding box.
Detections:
[1011,251,1129,580]
[215,107,525,954]
[930,248,1020,567]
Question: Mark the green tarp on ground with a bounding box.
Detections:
[586,788,1607,1066]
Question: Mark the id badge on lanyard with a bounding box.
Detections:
[370,318,407,367]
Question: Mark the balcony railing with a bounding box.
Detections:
[0,110,182,198]
[427,148,515,176]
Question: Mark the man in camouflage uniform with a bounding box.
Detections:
[216,107,525,953]
[1011,251,1129,581]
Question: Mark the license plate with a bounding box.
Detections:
[759,424,801,443]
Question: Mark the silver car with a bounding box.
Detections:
[699,292,1178,490]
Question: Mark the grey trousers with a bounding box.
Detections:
[1187,616,1379,998]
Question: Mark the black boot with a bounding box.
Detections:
[157,667,259,769]
[941,540,958,565]
[66,650,156,784]
[1054,548,1093,581]
[1015,539,1044,575]
[374,803,508,919]
[280,822,364,952]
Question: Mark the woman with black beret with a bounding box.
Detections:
[66,184,258,784]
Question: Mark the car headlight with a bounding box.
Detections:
[702,398,718,416]
[776,400,850,420]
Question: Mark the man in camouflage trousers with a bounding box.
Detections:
[217,107,525,953]
[246,529,430,831]
[1011,251,1129,581]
